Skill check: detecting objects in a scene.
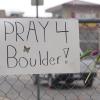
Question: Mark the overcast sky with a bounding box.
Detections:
[0,0,100,17]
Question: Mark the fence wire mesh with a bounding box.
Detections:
[0,21,100,100]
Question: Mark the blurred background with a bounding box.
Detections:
[0,0,100,17]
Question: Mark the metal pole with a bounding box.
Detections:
[36,0,39,18]
[37,74,40,100]
[36,1,40,100]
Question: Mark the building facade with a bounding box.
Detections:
[0,10,6,17]
[46,0,100,19]
[46,0,100,51]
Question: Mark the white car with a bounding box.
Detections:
[33,50,97,88]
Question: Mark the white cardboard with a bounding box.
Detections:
[0,18,80,75]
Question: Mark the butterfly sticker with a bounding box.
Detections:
[23,46,30,53]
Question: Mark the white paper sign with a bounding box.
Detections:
[0,18,80,75]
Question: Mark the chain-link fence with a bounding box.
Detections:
[0,20,100,100]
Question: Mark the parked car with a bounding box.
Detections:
[32,49,98,88]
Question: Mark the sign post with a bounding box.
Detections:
[31,0,44,17]
[31,0,44,100]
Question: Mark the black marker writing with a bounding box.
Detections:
[7,45,18,68]
[27,21,38,42]
[56,21,69,43]
[7,45,64,68]
[39,21,49,42]
[63,48,69,64]
[15,22,24,41]
[4,21,14,41]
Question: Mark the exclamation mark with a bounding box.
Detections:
[63,48,69,64]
